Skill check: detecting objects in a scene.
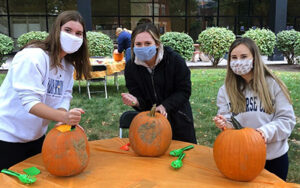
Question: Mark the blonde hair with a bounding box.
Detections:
[225,37,291,114]
[116,27,123,35]
[116,28,132,36]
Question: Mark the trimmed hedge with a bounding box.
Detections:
[160,32,194,61]
[243,28,276,56]
[197,27,235,67]
[0,34,14,65]
[276,30,300,65]
[17,31,48,48]
[87,31,114,57]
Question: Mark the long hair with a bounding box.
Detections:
[25,10,91,80]
[130,23,160,59]
[225,37,291,114]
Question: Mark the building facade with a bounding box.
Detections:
[0,0,299,43]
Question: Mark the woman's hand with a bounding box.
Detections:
[156,105,167,118]
[121,93,139,107]
[213,115,232,130]
[256,129,267,143]
[63,108,85,125]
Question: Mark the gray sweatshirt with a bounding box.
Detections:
[0,48,73,143]
[216,77,295,160]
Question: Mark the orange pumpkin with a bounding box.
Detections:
[213,118,266,181]
[113,51,124,61]
[42,125,90,176]
[129,105,172,157]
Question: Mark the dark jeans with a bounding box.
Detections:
[265,152,289,181]
[0,135,45,170]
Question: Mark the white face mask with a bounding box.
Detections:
[230,59,253,75]
[60,31,83,54]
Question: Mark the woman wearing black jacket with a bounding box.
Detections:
[121,23,196,144]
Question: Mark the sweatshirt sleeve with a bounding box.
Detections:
[216,85,232,122]
[117,32,126,53]
[11,48,48,112]
[58,64,74,111]
[257,80,296,143]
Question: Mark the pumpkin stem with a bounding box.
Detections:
[71,125,76,131]
[150,104,157,117]
[231,116,243,130]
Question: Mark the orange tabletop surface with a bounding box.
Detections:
[74,58,125,80]
[89,58,125,78]
[0,138,299,188]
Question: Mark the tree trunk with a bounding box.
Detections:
[213,58,220,67]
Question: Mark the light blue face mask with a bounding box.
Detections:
[133,45,157,61]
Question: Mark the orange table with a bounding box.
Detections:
[75,58,125,92]
[89,57,125,78]
[0,138,299,188]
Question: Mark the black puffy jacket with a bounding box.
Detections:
[125,46,197,144]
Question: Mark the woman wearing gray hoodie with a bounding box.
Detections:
[213,38,295,181]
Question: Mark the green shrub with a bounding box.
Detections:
[243,28,276,56]
[17,31,48,48]
[86,31,114,57]
[276,30,300,65]
[0,34,14,66]
[295,35,300,64]
[160,32,194,61]
[197,27,235,67]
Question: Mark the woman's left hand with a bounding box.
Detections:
[156,105,167,118]
[256,129,267,144]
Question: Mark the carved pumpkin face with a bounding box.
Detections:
[42,125,90,176]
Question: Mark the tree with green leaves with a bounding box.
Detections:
[243,28,276,56]
[276,30,300,65]
[161,32,194,61]
[86,31,114,57]
[197,27,235,67]
[17,31,49,48]
[0,34,14,67]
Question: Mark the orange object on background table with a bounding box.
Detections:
[113,51,124,61]
[89,58,125,78]
[0,138,299,188]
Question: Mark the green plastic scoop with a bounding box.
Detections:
[169,145,194,157]
[23,166,40,176]
[1,169,36,184]
[171,153,185,169]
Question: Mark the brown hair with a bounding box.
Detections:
[130,23,160,59]
[25,10,91,80]
[225,37,291,114]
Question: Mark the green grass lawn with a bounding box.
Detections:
[0,69,299,183]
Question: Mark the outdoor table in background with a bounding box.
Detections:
[74,57,125,93]
[89,57,125,90]
[1,138,299,188]
[89,57,125,79]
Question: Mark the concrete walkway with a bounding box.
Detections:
[186,56,287,68]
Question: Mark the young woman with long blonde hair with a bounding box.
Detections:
[213,37,295,181]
